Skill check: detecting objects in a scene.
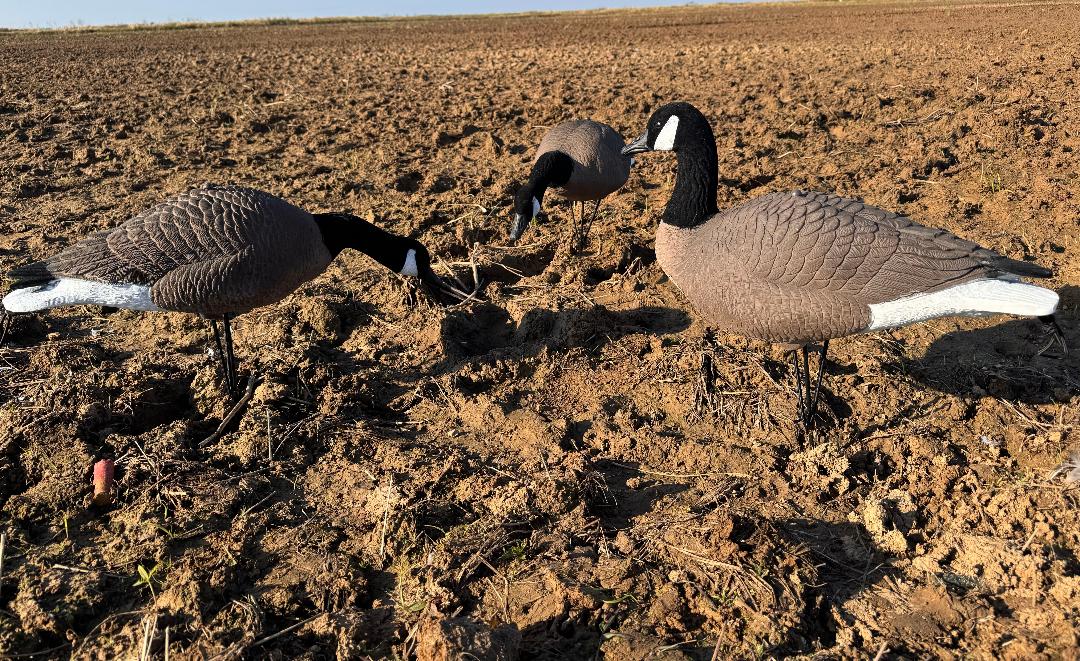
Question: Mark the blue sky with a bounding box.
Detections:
[2,1,712,29]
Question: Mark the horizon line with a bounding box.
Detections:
[0,1,796,33]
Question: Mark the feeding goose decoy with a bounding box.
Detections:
[621,101,1065,431]
[509,119,633,252]
[2,184,472,392]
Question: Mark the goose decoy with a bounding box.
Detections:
[510,119,633,252]
[621,102,1065,430]
[2,184,472,392]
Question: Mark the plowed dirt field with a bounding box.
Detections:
[1,1,1079,658]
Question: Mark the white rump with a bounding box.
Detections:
[2,278,159,313]
[867,279,1058,331]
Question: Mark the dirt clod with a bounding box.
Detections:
[416,615,521,661]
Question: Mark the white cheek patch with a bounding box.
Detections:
[532,197,541,218]
[654,116,679,151]
[400,249,419,277]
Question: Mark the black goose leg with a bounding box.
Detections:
[576,199,600,252]
[807,340,830,428]
[570,201,580,252]
[567,202,575,244]
[791,342,830,434]
[570,201,583,252]
[210,319,225,376]
[790,349,807,427]
[802,347,813,426]
[0,312,10,345]
[222,314,237,393]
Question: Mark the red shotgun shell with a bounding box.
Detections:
[92,459,115,507]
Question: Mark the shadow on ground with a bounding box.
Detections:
[905,289,1078,404]
[438,303,692,365]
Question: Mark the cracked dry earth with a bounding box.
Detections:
[1,1,1079,658]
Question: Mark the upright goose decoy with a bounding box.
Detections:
[510,119,633,252]
[2,184,471,391]
[621,102,1064,430]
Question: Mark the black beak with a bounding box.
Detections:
[509,213,529,243]
[417,265,474,305]
[621,132,651,156]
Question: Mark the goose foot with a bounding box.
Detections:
[1036,314,1068,357]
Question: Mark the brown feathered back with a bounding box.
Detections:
[534,120,631,202]
[11,185,333,318]
[656,190,1044,345]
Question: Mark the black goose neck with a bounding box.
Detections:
[526,150,574,202]
[313,212,410,272]
[663,112,719,230]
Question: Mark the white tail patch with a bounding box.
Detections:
[867,279,1059,331]
[2,278,159,313]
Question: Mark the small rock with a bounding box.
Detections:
[483,132,504,155]
[613,530,633,554]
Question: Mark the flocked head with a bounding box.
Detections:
[621,102,708,156]
[510,186,542,242]
[396,239,476,304]
[619,101,719,229]
[508,150,573,243]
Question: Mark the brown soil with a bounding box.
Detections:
[1,1,1079,658]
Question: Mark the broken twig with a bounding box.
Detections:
[200,375,262,447]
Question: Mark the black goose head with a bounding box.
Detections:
[621,101,709,156]
[509,150,574,242]
[388,239,474,304]
[510,186,542,242]
[621,101,719,229]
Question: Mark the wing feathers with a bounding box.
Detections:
[739,190,1054,305]
[9,187,267,288]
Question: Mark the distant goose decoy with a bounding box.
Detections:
[510,119,633,252]
[2,184,471,391]
[622,102,1065,429]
